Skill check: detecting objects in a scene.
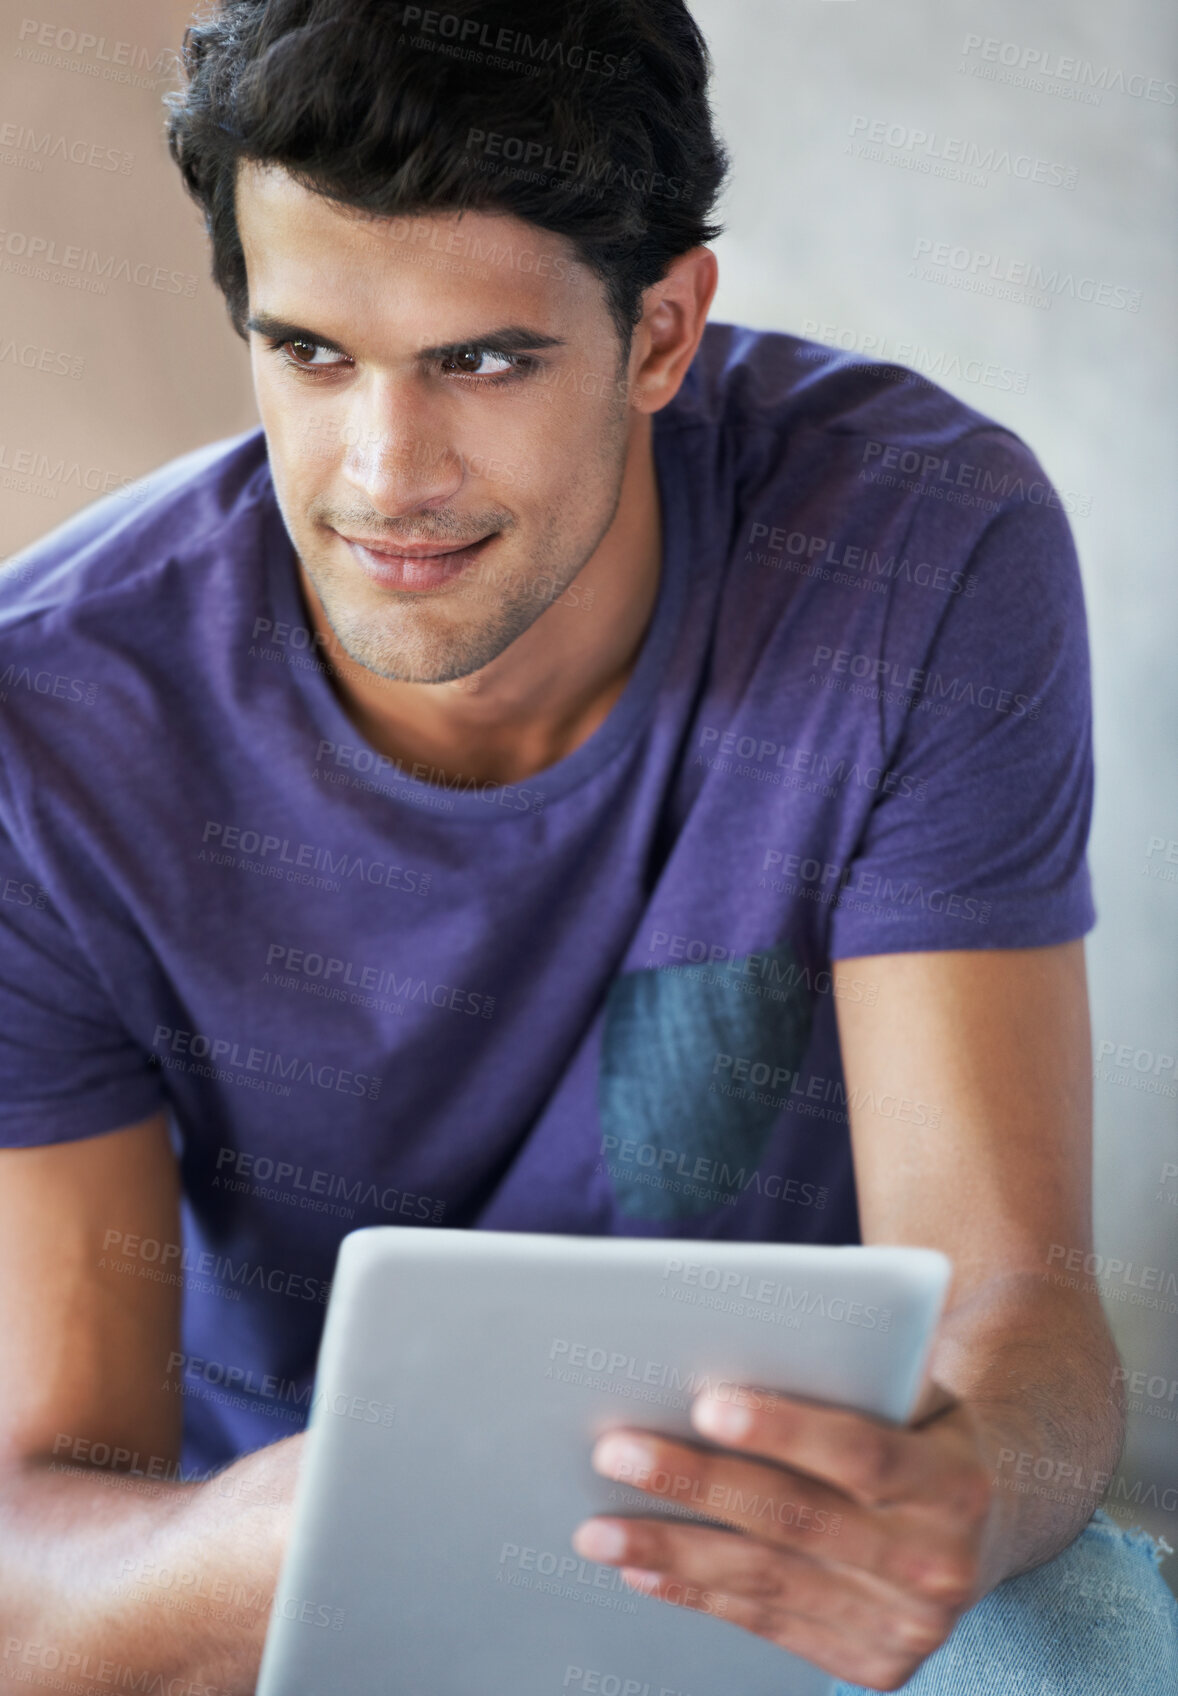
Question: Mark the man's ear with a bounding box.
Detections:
[628,246,719,415]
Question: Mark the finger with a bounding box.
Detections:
[610,1555,956,1693]
[690,1388,990,1515]
[573,1514,956,1651]
[589,1428,983,1601]
[589,1428,858,1557]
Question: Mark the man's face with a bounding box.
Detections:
[236,164,637,684]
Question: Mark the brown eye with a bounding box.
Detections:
[282,338,348,369]
[441,347,520,379]
[444,348,486,374]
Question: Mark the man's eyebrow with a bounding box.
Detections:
[417,326,567,361]
[246,313,348,352]
[245,314,566,361]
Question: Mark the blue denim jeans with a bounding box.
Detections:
[833,1510,1178,1695]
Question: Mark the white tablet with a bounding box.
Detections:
[256,1227,951,1696]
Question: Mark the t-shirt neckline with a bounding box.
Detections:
[261,414,690,818]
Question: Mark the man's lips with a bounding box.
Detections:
[333,528,496,592]
[337,535,485,559]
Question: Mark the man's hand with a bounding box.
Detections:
[0,1116,309,1696]
[571,1380,995,1693]
[569,944,1123,1691]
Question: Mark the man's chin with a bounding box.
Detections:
[302,548,549,686]
[313,603,517,687]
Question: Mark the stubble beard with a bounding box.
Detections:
[297,413,631,686]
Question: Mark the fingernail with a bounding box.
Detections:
[592,1434,654,1480]
[693,1395,750,1440]
[572,1519,629,1561]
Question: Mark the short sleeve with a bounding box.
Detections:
[828,433,1096,957]
[0,816,165,1146]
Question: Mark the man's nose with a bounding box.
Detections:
[337,380,465,515]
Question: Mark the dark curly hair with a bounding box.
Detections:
[164,0,729,348]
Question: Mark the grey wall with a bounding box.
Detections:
[689,0,1178,1575]
[1,0,1174,1586]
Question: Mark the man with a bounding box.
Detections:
[0,1,1174,1691]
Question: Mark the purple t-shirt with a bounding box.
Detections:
[0,324,1095,1477]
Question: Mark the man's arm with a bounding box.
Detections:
[0,1112,302,1696]
[832,940,1124,1583]
[570,941,1123,1690]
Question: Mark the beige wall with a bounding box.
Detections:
[1,0,257,557]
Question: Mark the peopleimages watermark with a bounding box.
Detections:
[696,725,928,800]
[314,736,545,814]
[264,940,495,1020]
[1043,1242,1178,1317]
[847,114,1077,190]
[6,1637,232,1693]
[496,1546,638,1615]
[1,876,48,910]
[100,1230,245,1306]
[114,1556,267,1633]
[800,319,1029,396]
[50,1430,190,1481]
[596,1442,844,1541]
[1142,835,1178,885]
[598,1132,830,1211]
[861,437,1092,517]
[759,848,993,930]
[712,1051,941,1127]
[14,17,177,87]
[810,642,1040,721]
[461,127,685,202]
[1113,1365,1178,1425]
[561,1664,724,1694]
[0,658,97,705]
[44,1435,284,1503]
[1093,1039,1176,1099]
[295,417,524,485]
[251,576,594,688]
[165,1351,395,1431]
[909,236,1141,314]
[0,440,141,507]
[102,1227,331,1306]
[0,119,134,174]
[213,1145,447,1223]
[1158,1163,1178,1209]
[0,333,83,379]
[364,214,574,290]
[198,816,430,897]
[957,33,1177,106]
[994,1448,1178,1517]
[391,6,636,79]
[745,519,977,597]
[0,226,197,296]
[643,927,878,1006]
[658,1257,892,1330]
[151,1023,383,1100]
[546,1338,741,1412]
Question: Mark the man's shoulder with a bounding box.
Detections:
[0,427,272,629]
[670,322,1077,564]
[676,320,1019,455]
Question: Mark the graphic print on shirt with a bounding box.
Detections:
[598,940,813,1221]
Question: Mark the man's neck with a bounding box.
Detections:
[295,414,663,789]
